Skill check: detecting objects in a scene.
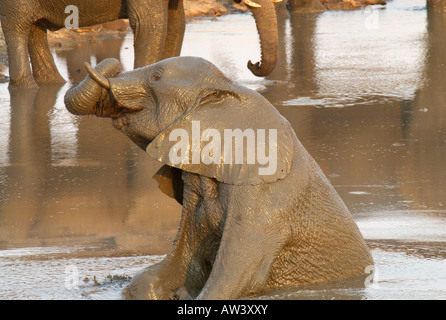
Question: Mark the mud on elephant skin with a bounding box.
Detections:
[428,0,446,12]
[64,56,373,300]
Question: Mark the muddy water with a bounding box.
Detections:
[1,0,446,299]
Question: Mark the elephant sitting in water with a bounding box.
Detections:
[64,56,373,300]
[0,0,279,88]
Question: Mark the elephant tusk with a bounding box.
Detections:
[243,0,261,8]
[272,0,282,2]
[84,62,111,89]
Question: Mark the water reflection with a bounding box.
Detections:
[398,11,446,210]
[258,1,446,214]
[55,36,126,84]
[0,37,182,254]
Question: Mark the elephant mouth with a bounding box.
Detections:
[108,101,142,134]
[109,102,143,119]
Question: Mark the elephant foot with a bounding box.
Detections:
[9,77,39,89]
[121,286,132,300]
[35,73,66,86]
[170,287,193,300]
[120,258,187,300]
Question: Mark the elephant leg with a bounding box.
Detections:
[427,0,446,12]
[127,0,169,68]
[288,0,326,13]
[123,173,202,300]
[124,173,223,300]
[162,0,185,59]
[196,204,286,300]
[3,23,37,88]
[123,254,188,300]
[170,286,193,300]
[28,23,66,85]
[124,206,200,300]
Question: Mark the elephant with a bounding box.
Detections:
[0,0,279,88]
[64,56,373,300]
[287,0,326,13]
[428,0,446,12]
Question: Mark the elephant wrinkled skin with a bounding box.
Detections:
[428,0,446,12]
[64,56,373,300]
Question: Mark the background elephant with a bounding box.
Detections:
[64,56,373,300]
[428,0,446,11]
[287,0,326,13]
[0,0,185,88]
[0,0,278,88]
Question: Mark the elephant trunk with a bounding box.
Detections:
[64,58,122,116]
[246,0,278,77]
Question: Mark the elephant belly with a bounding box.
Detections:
[43,0,127,30]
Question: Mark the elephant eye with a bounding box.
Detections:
[151,70,163,82]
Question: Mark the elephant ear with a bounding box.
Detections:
[153,165,184,205]
[146,91,295,185]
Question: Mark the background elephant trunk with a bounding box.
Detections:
[64,58,122,116]
[246,0,278,77]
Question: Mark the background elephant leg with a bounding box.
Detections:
[162,0,185,59]
[288,0,326,13]
[3,27,37,88]
[196,206,285,300]
[127,0,169,68]
[427,0,446,12]
[28,23,66,85]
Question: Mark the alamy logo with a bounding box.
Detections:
[364,6,380,30]
[169,121,278,176]
[65,5,79,30]
[64,264,79,290]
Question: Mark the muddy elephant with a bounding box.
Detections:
[64,56,373,300]
[0,0,279,88]
[428,0,446,11]
[287,0,326,13]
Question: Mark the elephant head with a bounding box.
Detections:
[65,56,294,185]
[64,59,123,116]
[236,0,279,76]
